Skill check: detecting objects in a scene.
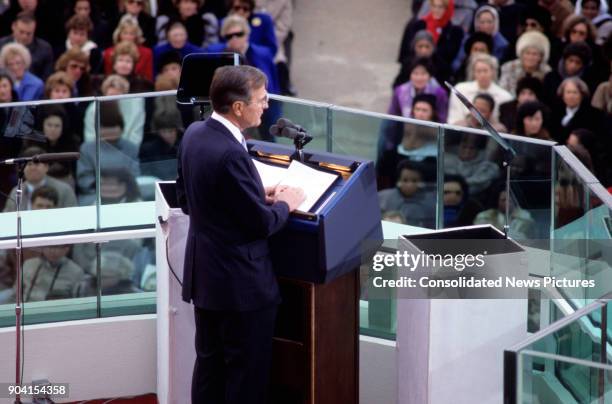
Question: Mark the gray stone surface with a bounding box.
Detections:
[291,0,411,113]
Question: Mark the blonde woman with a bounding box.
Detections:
[0,42,43,100]
[447,52,513,124]
[103,15,154,81]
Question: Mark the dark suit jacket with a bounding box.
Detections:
[176,118,290,311]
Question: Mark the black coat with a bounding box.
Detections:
[397,18,463,67]
[176,117,290,310]
[551,102,605,143]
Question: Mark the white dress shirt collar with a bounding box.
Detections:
[211,111,247,150]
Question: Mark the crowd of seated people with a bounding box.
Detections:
[0,0,300,303]
[379,0,612,235]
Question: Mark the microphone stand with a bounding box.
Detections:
[13,161,27,404]
[293,136,307,162]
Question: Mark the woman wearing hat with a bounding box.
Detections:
[499,31,551,95]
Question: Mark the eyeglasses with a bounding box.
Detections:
[232,5,251,12]
[224,31,245,41]
[246,93,269,107]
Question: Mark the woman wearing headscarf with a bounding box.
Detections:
[452,5,509,72]
[499,31,551,95]
[398,0,464,67]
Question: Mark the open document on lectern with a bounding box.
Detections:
[253,159,339,212]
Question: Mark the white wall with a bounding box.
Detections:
[0,315,397,404]
[0,315,157,403]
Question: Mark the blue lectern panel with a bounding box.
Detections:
[249,141,383,283]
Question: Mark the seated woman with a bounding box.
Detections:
[443,174,482,227]
[78,100,140,205]
[59,14,103,73]
[21,245,84,302]
[3,146,77,212]
[499,31,551,96]
[450,31,494,84]
[153,20,201,74]
[473,183,535,239]
[227,0,277,55]
[100,167,141,204]
[513,101,553,140]
[103,15,154,81]
[54,48,95,97]
[378,160,436,228]
[394,30,452,88]
[156,0,219,48]
[109,40,154,93]
[445,133,500,197]
[398,0,463,70]
[28,105,80,186]
[446,53,513,124]
[388,57,449,122]
[83,75,145,147]
[452,5,509,72]
[551,76,604,143]
[499,76,544,133]
[140,106,183,180]
[0,43,43,101]
[377,94,438,189]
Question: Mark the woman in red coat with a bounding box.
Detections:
[103,15,154,81]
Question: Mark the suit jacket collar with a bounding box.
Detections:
[206,117,244,147]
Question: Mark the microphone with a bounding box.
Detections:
[1,152,80,165]
[281,126,312,141]
[277,117,304,132]
[269,118,311,141]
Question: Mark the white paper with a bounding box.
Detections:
[252,159,338,212]
[252,159,288,189]
[278,161,338,212]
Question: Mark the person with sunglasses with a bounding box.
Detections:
[206,15,280,139]
[227,0,277,56]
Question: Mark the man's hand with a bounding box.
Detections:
[275,186,306,212]
[264,185,289,204]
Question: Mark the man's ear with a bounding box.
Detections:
[232,100,244,117]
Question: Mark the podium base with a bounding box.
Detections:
[271,270,359,404]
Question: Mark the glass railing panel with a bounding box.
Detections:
[0,99,91,238]
[262,95,331,152]
[0,241,99,327]
[551,149,604,307]
[521,304,604,362]
[518,351,612,404]
[99,236,156,317]
[93,97,153,230]
[364,114,439,229]
[582,185,612,303]
[440,127,554,239]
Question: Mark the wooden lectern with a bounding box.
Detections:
[247,141,382,404]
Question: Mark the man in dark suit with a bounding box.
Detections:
[176,65,304,404]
